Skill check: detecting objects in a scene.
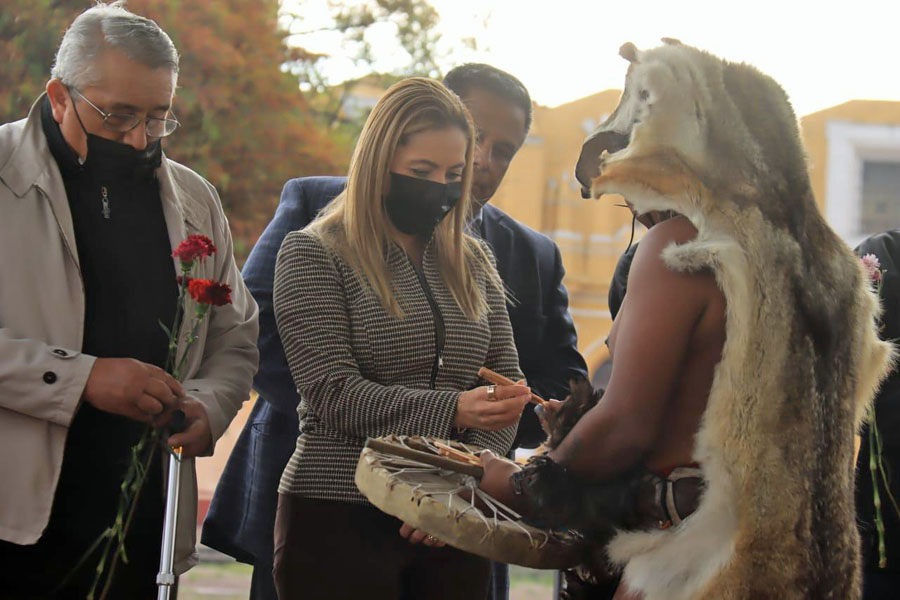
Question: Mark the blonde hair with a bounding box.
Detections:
[311,77,501,320]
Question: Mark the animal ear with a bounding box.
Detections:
[619,42,639,63]
[661,37,682,45]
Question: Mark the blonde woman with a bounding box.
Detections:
[271,78,531,599]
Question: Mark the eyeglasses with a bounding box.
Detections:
[68,87,180,138]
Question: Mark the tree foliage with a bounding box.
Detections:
[327,0,442,77]
[280,0,454,152]
[1,0,75,120]
[1,0,340,260]
[1,0,462,257]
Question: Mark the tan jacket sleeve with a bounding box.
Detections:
[0,331,95,426]
[180,181,259,454]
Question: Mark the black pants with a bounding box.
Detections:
[250,562,278,600]
[273,494,490,600]
[489,561,509,600]
[0,530,161,600]
[862,567,900,599]
[0,406,164,599]
[0,475,162,599]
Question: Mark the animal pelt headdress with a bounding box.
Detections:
[571,40,894,599]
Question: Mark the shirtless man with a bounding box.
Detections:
[480,212,726,598]
[572,215,725,478]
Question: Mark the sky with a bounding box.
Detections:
[284,0,900,117]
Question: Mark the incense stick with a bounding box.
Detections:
[477,367,548,406]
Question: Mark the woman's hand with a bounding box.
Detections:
[477,450,524,511]
[455,381,531,431]
[399,523,446,547]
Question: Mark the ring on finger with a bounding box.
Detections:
[426,535,437,543]
[486,385,496,401]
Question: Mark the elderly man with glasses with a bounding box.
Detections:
[0,3,258,598]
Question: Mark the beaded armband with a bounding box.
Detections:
[508,454,578,530]
[509,454,647,536]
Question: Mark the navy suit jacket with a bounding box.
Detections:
[201,176,587,565]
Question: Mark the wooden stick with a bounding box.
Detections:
[477,367,547,406]
[433,440,483,466]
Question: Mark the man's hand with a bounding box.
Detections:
[399,522,446,547]
[477,450,524,511]
[455,381,531,431]
[167,397,213,459]
[82,358,183,423]
[535,398,566,436]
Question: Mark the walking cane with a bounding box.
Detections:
[157,410,186,600]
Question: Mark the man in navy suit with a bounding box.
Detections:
[202,64,588,600]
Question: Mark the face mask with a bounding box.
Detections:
[81,133,162,179]
[383,172,462,236]
[71,94,162,178]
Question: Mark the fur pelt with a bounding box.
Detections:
[574,40,894,600]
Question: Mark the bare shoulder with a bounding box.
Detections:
[627,216,718,322]
[641,215,698,250]
[630,216,698,280]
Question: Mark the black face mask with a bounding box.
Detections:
[71,95,162,179]
[383,172,462,236]
[82,133,162,179]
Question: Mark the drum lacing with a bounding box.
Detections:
[367,448,552,550]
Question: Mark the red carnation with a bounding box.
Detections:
[188,278,232,306]
[173,234,217,265]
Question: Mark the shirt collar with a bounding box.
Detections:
[467,205,485,237]
[40,95,83,179]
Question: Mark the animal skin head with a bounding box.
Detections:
[574,39,813,230]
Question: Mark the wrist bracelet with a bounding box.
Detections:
[510,468,527,496]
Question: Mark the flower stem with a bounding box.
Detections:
[165,267,191,373]
[174,305,209,381]
[82,425,158,599]
[52,527,114,595]
[96,427,160,600]
[869,408,888,569]
[874,415,900,520]
[64,252,215,597]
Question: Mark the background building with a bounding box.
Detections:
[802,101,900,247]
[489,89,628,376]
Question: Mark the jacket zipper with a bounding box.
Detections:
[100,186,111,219]
[407,256,445,389]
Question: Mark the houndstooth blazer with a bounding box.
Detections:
[273,228,523,504]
